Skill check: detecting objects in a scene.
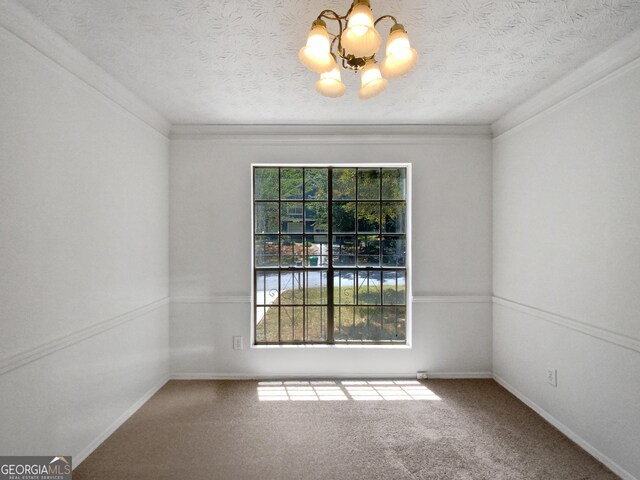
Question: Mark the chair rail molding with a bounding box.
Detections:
[0,297,170,376]
[493,296,640,354]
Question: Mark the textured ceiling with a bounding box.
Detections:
[16,0,640,125]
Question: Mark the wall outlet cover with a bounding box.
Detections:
[416,371,428,380]
[233,336,243,350]
[546,368,557,387]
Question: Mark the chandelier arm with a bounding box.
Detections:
[373,15,398,27]
[317,10,343,22]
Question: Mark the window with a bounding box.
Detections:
[253,165,409,345]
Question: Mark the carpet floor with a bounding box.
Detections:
[74,379,617,480]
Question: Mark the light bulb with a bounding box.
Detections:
[340,1,381,58]
[315,58,346,97]
[380,25,418,78]
[299,20,334,73]
[359,59,388,99]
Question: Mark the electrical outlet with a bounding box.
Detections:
[546,368,557,387]
[416,371,428,380]
[233,336,243,350]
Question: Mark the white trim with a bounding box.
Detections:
[74,375,170,468]
[172,372,425,380]
[171,124,492,144]
[492,29,640,138]
[171,295,491,305]
[413,295,493,304]
[171,296,250,304]
[171,372,491,380]
[0,0,171,137]
[493,296,640,354]
[250,344,411,350]
[494,374,638,480]
[0,297,170,376]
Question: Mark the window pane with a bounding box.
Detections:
[357,235,380,266]
[279,272,304,304]
[255,202,279,233]
[358,168,380,200]
[382,271,406,305]
[334,306,355,340]
[255,306,267,343]
[334,270,356,305]
[332,236,356,266]
[305,169,328,200]
[332,202,356,233]
[382,168,406,200]
[255,235,279,267]
[357,202,380,233]
[263,306,279,342]
[254,168,279,200]
[280,306,304,342]
[382,202,406,233]
[280,168,303,200]
[305,235,328,267]
[305,271,327,305]
[255,271,279,305]
[383,306,406,341]
[281,202,303,233]
[280,235,303,267]
[382,236,406,266]
[357,306,383,341]
[345,306,382,341]
[333,168,356,200]
[305,203,328,233]
[306,306,327,342]
[357,270,382,305]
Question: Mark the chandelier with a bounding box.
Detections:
[299,0,418,99]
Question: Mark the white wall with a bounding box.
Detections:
[170,130,493,377]
[493,59,640,479]
[0,23,170,462]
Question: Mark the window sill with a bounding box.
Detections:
[250,344,411,350]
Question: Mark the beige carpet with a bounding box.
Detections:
[74,379,617,479]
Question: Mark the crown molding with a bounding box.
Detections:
[171,296,251,304]
[412,295,493,304]
[170,124,493,144]
[492,28,640,138]
[0,0,171,137]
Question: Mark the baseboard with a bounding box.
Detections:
[170,372,492,380]
[426,371,493,379]
[493,374,638,480]
[74,375,170,469]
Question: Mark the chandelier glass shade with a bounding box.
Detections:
[298,20,334,73]
[341,2,381,58]
[299,0,418,99]
[380,25,418,78]
[315,59,347,97]
[358,59,387,99]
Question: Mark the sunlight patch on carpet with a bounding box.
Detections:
[257,380,441,401]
